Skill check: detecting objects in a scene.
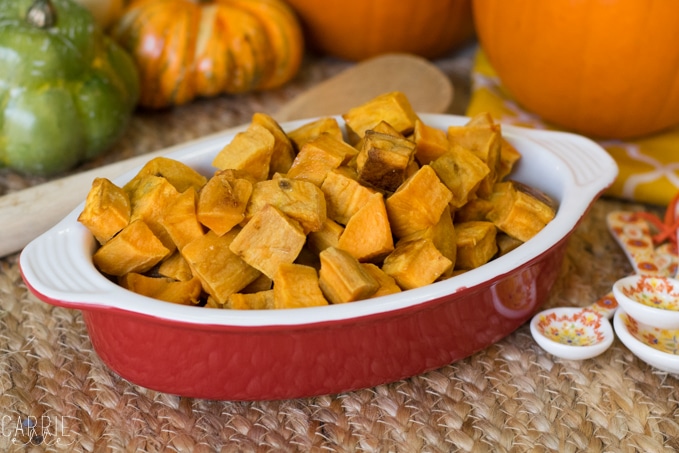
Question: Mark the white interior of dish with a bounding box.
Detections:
[21,114,618,326]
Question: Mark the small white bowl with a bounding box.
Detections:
[613,274,679,330]
[614,309,679,374]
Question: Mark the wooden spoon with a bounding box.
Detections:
[0,53,452,258]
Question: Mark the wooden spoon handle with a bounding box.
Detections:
[0,53,452,258]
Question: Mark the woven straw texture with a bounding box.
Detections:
[1,48,679,452]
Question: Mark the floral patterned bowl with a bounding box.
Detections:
[613,275,679,330]
[529,304,615,360]
[613,309,679,374]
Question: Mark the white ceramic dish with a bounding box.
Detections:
[614,309,679,374]
[613,275,679,330]
[20,114,618,400]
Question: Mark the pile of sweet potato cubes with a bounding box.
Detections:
[78,92,556,309]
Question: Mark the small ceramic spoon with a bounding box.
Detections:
[530,211,666,359]
[610,210,679,330]
[529,292,618,360]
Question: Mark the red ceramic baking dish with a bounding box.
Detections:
[20,114,618,401]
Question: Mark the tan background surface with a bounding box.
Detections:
[1,45,678,452]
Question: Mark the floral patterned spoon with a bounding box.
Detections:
[611,208,679,330]
[530,210,669,359]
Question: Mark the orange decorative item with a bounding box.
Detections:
[285,0,475,61]
[472,0,679,140]
[111,0,304,109]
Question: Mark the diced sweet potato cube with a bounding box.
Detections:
[212,123,275,181]
[486,181,556,242]
[496,233,524,257]
[227,290,275,310]
[78,177,131,244]
[230,204,307,278]
[241,273,273,293]
[127,174,180,252]
[307,218,344,255]
[430,145,489,209]
[286,117,344,151]
[123,156,207,194]
[251,112,296,176]
[342,91,420,143]
[273,263,329,308]
[158,251,194,281]
[413,119,448,165]
[160,187,204,250]
[499,139,521,180]
[356,130,416,192]
[361,263,401,298]
[400,205,456,277]
[385,165,452,238]
[382,238,453,290]
[454,197,493,223]
[93,219,170,276]
[447,123,501,198]
[463,112,521,180]
[286,133,352,186]
[197,170,253,235]
[245,177,326,233]
[321,167,377,225]
[318,247,379,304]
[354,120,405,151]
[338,192,394,262]
[119,273,202,305]
[454,221,498,270]
[182,229,261,304]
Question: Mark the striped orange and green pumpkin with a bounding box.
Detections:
[111,0,304,109]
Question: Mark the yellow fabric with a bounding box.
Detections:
[466,49,679,206]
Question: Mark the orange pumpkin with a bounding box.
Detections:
[111,0,304,109]
[473,0,679,139]
[285,0,475,61]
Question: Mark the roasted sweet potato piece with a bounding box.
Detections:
[93,219,170,276]
[273,263,329,308]
[413,119,449,165]
[251,112,296,176]
[400,205,456,277]
[182,229,261,305]
[496,233,524,257]
[321,167,377,225]
[454,221,498,270]
[318,247,379,304]
[356,130,416,192]
[160,187,204,250]
[307,218,344,255]
[78,177,131,244]
[157,251,194,281]
[286,117,344,151]
[197,170,253,236]
[342,91,419,143]
[486,181,556,242]
[454,197,493,223]
[382,238,453,290]
[464,112,521,179]
[212,123,275,181]
[338,192,394,262]
[227,290,275,310]
[127,174,180,252]
[447,122,501,198]
[230,204,307,278]
[123,156,207,194]
[385,165,452,238]
[361,263,401,298]
[286,133,353,186]
[245,177,326,234]
[119,273,202,305]
[430,145,489,209]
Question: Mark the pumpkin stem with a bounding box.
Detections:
[26,0,57,28]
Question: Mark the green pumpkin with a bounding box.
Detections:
[0,0,139,176]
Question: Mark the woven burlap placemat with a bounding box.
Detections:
[1,48,678,452]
